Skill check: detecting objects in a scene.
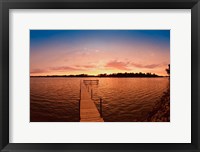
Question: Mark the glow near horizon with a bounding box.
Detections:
[30,30,170,76]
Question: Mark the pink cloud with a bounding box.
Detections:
[105,60,131,70]
[30,68,48,74]
[50,66,81,71]
[75,65,96,69]
[131,62,160,69]
[31,65,87,75]
[83,65,96,68]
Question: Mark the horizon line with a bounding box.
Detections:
[30,72,169,77]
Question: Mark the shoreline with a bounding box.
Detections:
[145,85,170,122]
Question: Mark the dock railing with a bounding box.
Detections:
[83,80,99,85]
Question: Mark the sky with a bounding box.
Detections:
[30,30,170,76]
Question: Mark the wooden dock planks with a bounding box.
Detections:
[80,82,104,122]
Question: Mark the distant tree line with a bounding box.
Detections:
[97,72,160,77]
[31,72,164,78]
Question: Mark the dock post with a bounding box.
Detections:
[80,83,81,100]
[91,89,93,99]
[79,99,81,121]
[100,98,102,118]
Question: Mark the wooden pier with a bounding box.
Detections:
[80,80,104,122]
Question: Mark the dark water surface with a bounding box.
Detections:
[30,77,169,122]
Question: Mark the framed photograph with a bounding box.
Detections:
[0,0,200,151]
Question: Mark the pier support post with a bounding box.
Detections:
[100,98,102,118]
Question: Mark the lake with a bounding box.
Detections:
[30,77,169,122]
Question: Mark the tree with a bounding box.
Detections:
[166,64,170,75]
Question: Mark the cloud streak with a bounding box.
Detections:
[131,62,160,69]
[31,66,83,74]
[75,65,96,69]
[50,66,81,71]
[105,60,131,71]
[104,60,163,71]
[31,68,48,74]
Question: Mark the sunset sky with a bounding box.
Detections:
[30,30,170,76]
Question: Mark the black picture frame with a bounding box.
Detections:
[0,0,200,151]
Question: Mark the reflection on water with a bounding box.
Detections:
[30,77,169,122]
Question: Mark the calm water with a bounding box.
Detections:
[30,77,169,122]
